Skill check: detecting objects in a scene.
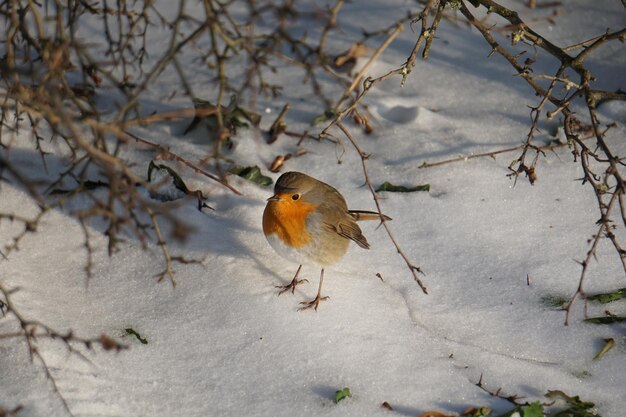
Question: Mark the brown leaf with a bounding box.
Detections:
[381,401,393,410]
[527,166,537,184]
[353,113,374,134]
[270,154,292,172]
[418,411,456,417]
[334,42,368,69]
[268,103,290,144]
[99,334,127,351]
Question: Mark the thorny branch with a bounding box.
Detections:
[417,123,611,169]
[474,373,526,406]
[337,122,428,294]
[2,1,625,412]
[315,0,447,295]
[0,282,126,416]
[323,0,625,323]
[0,2,438,409]
[454,0,626,324]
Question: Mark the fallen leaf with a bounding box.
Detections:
[125,328,148,345]
[584,316,626,324]
[520,402,543,417]
[268,103,289,144]
[270,154,292,172]
[334,387,351,403]
[593,338,614,360]
[545,390,596,413]
[462,406,491,417]
[376,181,430,193]
[334,42,368,71]
[587,288,626,304]
[147,161,210,210]
[99,334,126,351]
[418,411,455,417]
[312,109,337,125]
[229,165,273,186]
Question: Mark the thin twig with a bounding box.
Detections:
[336,122,428,294]
[146,207,176,287]
[0,281,127,416]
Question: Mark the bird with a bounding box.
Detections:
[262,171,389,310]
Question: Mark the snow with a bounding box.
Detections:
[2,1,626,416]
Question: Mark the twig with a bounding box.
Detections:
[317,0,345,56]
[122,106,219,127]
[474,373,526,406]
[333,22,404,112]
[0,281,127,416]
[321,0,440,139]
[146,207,176,287]
[419,124,607,169]
[122,130,242,195]
[459,0,626,323]
[336,122,428,294]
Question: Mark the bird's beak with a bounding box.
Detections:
[267,195,279,202]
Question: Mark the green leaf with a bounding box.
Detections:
[545,390,597,417]
[593,338,614,361]
[495,403,543,417]
[334,387,351,403]
[376,181,430,193]
[229,165,273,186]
[587,288,626,304]
[584,316,626,324]
[493,406,522,417]
[311,109,336,125]
[521,402,543,417]
[148,161,189,194]
[464,407,492,417]
[147,161,210,210]
[125,328,148,344]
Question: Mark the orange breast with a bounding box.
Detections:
[263,197,316,248]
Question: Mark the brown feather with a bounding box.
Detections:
[349,210,392,222]
[325,221,370,249]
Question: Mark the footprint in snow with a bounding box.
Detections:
[379,104,419,124]
[375,100,448,128]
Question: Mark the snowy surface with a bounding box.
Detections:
[2,1,626,416]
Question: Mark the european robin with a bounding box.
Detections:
[262,171,390,310]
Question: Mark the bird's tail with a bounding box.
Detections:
[349,210,392,222]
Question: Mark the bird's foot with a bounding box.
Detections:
[276,277,309,296]
[298,294,329,311]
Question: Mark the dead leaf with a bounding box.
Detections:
[334,42,369,70]
[270,154,292,172]
[419,411,455,417]
[381,401,393,410]
[99,334,127,351]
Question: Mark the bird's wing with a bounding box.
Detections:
[327,220,370,249]
[348,210,392,222]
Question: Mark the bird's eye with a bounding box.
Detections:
[291,194,300,201]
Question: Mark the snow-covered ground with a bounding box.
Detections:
[2,1,625,416]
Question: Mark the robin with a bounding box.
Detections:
[262,171,389,310]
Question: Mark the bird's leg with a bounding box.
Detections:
[298,268,329,311]
[276,264,308,295]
